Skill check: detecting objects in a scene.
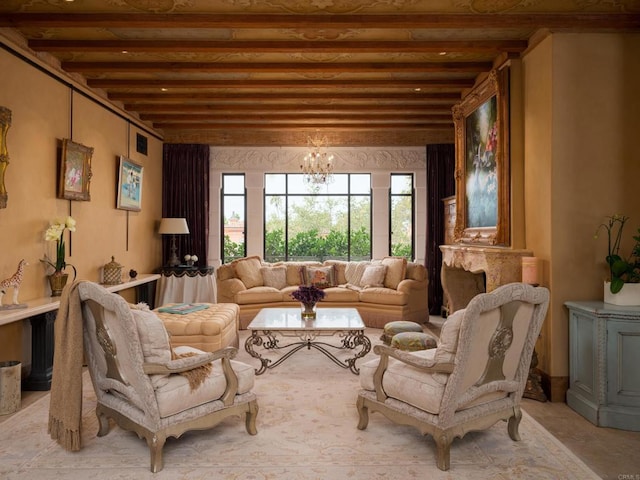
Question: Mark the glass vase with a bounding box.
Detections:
[300,302,317,319]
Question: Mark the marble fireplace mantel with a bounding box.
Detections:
[440,244,533,314]
[440,245,533,292]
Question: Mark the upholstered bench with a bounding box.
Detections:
[380,320,424,345]
[390,331,437,351]
[154,303,240,352]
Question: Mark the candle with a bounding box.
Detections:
[522,257,541,286]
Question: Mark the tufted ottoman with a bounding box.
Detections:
[380,320,424,345]
[390,331,437,351]
[154,303,240,352]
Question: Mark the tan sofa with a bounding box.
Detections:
[216,256,429,329]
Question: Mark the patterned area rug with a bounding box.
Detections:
[0,329,598,480]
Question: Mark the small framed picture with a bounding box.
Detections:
[116,156,144,211]
[58,138,93,201]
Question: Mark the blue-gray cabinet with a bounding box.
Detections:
[565,301,640,431]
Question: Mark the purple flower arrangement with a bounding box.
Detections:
[291,285,326,304]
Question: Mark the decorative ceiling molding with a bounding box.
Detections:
[210,146,426,171]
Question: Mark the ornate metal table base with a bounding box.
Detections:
[245,329,371,375]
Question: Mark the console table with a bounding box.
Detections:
[155,265,216,306]
[0,274,160,391]
[565,301,640,431]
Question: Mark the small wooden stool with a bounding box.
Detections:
[391,331,437,351]
[380,320,424,345]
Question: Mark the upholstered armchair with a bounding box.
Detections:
[77,281,259,472]
[357,283,549,471]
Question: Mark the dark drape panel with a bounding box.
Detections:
[426,143,455,315]
[162,144,210,267]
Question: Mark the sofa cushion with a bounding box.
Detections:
[360,264,387,288]
[381,256,407,289]
[260,266,287,290]
[285,262,322,286]
[323,260,348,285]
[345,261,371,287]
[300,265,337,289]
[216,262,236,282]
[321,286,361,302]
[236,287,283,305]
[406,262,427,282]
[234,256,264,288]
[359,287,407,306]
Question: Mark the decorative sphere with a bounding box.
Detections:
[129,269,138,279]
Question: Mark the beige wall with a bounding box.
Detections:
[523,32,640,386]
[0,47,164,363]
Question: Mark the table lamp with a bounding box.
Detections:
[158,217,189,267]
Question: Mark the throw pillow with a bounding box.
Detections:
[261,266,287,290]
[234,256,264,288]
[381,256,408,289]
[131,308,172,365]
[345,261,371,287]
[359,264,387,288]
[300,265,337,289]
[434,309,464,364]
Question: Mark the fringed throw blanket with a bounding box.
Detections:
[48,281,84,451]
[172,350,213,391]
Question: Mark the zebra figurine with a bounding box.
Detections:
[0,259,28,306]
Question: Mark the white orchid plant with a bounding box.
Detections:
[42,216,77,276]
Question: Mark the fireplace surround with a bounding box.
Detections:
[440,245,533,315]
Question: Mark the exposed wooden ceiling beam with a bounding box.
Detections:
[88,78,475,89]
[109,92,461,102]
[153,122,453,130]
[3,13,639,29]
[63,61,492,74]
[139,113,453,121]
[30,39,527,54]
[127,103,453,114]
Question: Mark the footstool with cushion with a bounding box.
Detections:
[154,303,240,352]
[390,331,437,351]
[380,320,424,345]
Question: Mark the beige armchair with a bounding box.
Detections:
[357,283,549,471]
[78,281,259,472]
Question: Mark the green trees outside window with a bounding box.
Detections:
[265,173,371,262]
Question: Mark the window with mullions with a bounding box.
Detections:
[222,174,246,264]
[264,173,371,262]
[390,173,414,260]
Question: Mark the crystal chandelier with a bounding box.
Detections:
[300,135,334,185]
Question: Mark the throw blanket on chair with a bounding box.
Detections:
[48,281,84,451]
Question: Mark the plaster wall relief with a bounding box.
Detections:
[210,145,426,172]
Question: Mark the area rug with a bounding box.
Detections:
[0,329,599,480]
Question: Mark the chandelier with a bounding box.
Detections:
[300,135,334,185]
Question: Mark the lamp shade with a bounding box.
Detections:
[158,217,189,235]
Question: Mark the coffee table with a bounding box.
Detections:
[245,307,371,375]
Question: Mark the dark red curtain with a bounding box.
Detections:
[426,143,455,315]
[162,144,210,267]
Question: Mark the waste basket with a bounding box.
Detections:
[0,361,21,415]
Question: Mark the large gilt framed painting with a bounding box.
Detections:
[58,139,93,201]
[452,67,510,246]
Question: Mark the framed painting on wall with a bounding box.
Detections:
[116,156,144,211]
[58,138,94,201]
[452,67,510,246]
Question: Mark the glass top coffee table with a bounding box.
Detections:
[245,307,371,375]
